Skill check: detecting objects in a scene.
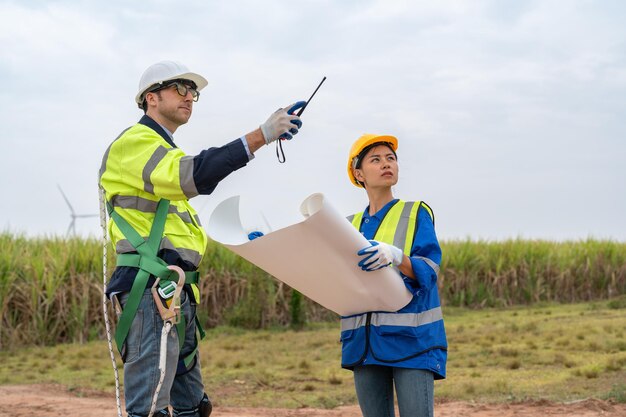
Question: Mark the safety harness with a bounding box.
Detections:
[107,198,205,371]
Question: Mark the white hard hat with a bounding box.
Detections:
[135,60,208,108]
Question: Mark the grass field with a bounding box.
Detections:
[1,299,624,409]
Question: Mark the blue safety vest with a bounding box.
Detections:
[342,200,448,379]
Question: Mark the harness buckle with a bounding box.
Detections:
[151,265,186,324]
[158,281,178,299]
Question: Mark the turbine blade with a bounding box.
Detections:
[57,184,75,214]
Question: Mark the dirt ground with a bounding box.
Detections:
[1,385,625,417]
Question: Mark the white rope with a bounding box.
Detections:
[99,185,124,417]
[148,321,173,417]
[100,184,179,417]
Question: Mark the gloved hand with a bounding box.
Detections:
[260,101,306,144]
[248,231,264,240]
[357,240,404,271]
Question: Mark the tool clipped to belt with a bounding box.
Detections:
[152,265,186,323]
[147,265,186,417]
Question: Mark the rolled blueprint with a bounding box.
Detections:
[207,193,412,316]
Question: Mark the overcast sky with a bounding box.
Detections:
[1,0,625,242]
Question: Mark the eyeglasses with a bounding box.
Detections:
[169,81,200,101]
[146,80,200,102]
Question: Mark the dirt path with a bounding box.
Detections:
[0,384,625,417]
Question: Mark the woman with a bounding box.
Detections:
[342,134,448,417]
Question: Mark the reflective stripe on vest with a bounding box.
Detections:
[111,195,202,226]
[341,307,443,332]
[116,238,202,267]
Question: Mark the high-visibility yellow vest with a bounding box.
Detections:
[348,200,433,255]
[99,123,208,269]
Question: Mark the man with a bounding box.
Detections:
[99,60,305,417]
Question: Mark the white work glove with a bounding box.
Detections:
[357,240,404,271]
[259,101,305,144]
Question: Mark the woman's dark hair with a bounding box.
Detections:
[354,141,397,170]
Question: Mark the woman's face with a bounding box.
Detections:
[354,144,398,189]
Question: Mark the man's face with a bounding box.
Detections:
[354,144,399,189]
[146,81,196,128]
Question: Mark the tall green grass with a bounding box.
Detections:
[0,232,624,348]
[441,239,626,307]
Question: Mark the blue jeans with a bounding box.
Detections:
[118,289,206,416]
[353,365,434,417]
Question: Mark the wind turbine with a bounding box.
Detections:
[57,184,98,235]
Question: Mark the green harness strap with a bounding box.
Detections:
[115,255,206,366]
[107,198,204,365]
[116,254,200,285]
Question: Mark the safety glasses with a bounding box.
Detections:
[147,80,200,102]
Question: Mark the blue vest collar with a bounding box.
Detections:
[363,198,400,221]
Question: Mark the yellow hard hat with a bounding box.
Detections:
[347,134,398,188]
